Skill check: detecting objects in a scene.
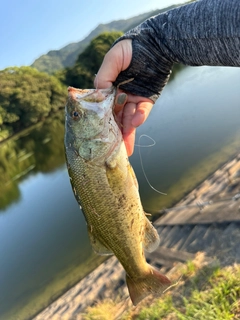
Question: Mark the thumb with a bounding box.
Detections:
[94,39,132,89]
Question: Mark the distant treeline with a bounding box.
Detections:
[0,31,123,142]
[55,31,123,88]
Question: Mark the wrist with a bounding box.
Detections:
[113,36,173,102]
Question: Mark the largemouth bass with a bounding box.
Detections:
[64,86,171,305]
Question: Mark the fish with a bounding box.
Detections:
[64,86,171,305]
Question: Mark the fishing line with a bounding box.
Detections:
[136,134,167,196]
[94,74,98,90]
[163,275,182,293]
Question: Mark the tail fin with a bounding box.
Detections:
[126,266,171,306]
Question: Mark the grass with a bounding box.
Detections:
[83,254,240,320]
[83,300,121,320]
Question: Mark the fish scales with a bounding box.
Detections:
[68,141,145,275]
[64,86,171,305]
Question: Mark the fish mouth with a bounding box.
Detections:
[68,87,115,103]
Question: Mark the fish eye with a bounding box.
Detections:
[72,110,81,120]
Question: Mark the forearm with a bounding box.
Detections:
[113,0,240,101]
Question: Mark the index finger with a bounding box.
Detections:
[94,40,132,89]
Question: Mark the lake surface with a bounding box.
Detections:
[0,66,240,319]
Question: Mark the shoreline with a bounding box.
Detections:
[152,149,240,221]
[0,106,65,145]
[34,152,240,319]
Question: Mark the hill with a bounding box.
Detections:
[31,5,178,74]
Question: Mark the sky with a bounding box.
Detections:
[0,0,184,70]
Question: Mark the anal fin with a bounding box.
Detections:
[143,217,160,253]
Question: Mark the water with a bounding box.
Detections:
[133,66,240,211]
[0,66,240,319]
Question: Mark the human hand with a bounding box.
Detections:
[94,39,154,156]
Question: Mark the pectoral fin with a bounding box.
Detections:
[143,217,160,253]
[88,227,113,256]
[127,163,139,190]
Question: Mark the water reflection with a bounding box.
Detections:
[0,166,101,319]
[133,66,240,212]
[0,113,65,210]
[0,114,106,319]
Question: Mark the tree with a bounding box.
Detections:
[63,31,123,88]
[0,67,67,140]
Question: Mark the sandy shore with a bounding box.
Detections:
[34,153,240,320]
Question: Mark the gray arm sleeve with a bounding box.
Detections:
[112,0,240,102]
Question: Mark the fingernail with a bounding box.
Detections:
[116,93,127,105]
